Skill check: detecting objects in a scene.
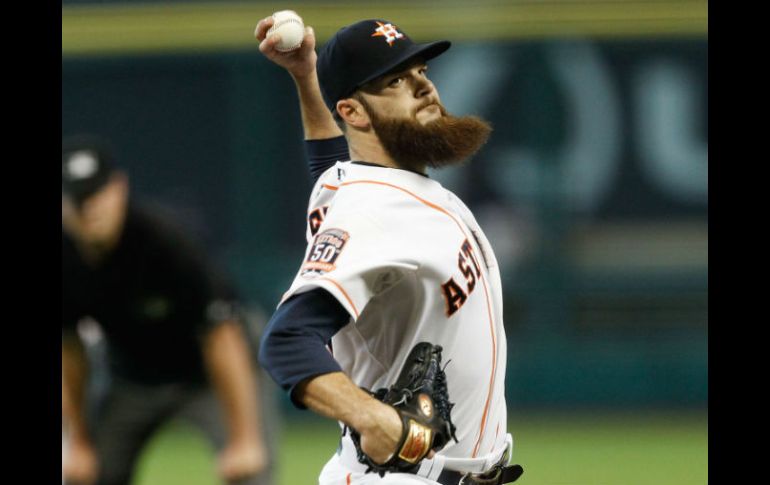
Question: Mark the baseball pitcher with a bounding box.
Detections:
[255,13,523,485]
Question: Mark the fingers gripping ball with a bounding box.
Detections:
[267,10,305,52]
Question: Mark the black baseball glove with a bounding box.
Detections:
[348,342,459,476]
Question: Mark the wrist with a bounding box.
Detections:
[292,67,324,92]
[229,429,263,447]
[291,69,316,84]
[349,396,394,434]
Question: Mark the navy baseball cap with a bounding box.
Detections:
[317,19,451,112]
[62,135,116,204]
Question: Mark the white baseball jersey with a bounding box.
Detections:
[281,161,509,467]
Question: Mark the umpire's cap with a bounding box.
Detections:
[317,19,451,112]
[62,135,116,204]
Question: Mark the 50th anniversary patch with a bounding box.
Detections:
[302,228,350,277]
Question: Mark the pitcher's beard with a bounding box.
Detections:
[366,103,492,173]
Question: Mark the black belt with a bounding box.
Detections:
[436,462,524,485]
[338,428,523,484]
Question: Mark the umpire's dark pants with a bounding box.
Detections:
[74,372,277,485]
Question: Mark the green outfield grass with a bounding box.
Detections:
[133,410,707,485]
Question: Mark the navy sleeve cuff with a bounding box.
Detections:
[306,136,350,185]
[258,287,352,409]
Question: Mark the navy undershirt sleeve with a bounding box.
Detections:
[306,136,350,185]
[258,287,351,409]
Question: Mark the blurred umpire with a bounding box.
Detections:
[61,135,273,485]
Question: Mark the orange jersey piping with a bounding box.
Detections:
[338,179,499,456]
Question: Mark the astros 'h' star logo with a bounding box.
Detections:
[371,21,405,46]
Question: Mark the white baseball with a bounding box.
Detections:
[267,10,305,52]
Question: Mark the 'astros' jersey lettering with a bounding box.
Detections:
[281,161,508,460]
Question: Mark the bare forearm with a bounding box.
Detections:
[292,71,344,140]
[204,321,263,444]
[295,372,397,438]
[62,337,90,443]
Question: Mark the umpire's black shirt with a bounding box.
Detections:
[62,202,237,386]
